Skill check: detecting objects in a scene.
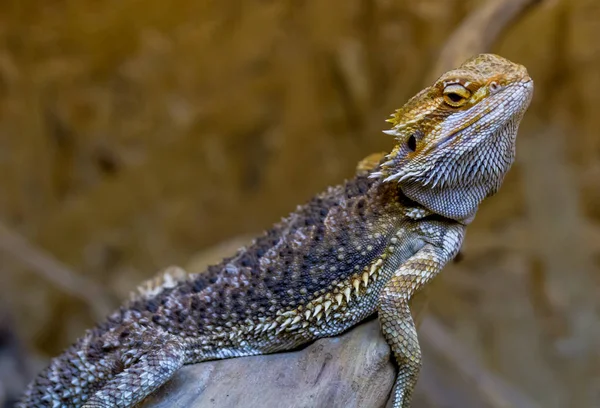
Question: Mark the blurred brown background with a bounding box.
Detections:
[1,0,599,406]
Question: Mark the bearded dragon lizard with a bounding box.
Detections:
[19,54,533,408]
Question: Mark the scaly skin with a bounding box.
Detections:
[19,54,533,408]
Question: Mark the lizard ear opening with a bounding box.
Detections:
[407,135,417,152]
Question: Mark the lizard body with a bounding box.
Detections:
[19,54,533,408]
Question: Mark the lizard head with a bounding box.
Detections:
[373,54,533,223]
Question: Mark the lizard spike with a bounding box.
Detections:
[335,294,343,306]
[369,264,379,276]
[304,310,311,320]
[384,172,403,182]
[324,300,332,313]
[315,312,323,322]
[301,322,309,328]
[280,310,296,317]
[268,322,278,331]
[344,287,352,303]
[369,172,383,179]
[353,279,360,295]
[281,318,292,328]
[313,304,323,317]
[291,315,301,325]
[382,129,398,136]
[362,272,369,287]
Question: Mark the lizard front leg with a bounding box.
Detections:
[378,228,462,408]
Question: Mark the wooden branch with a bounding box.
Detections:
[143,319,395,408]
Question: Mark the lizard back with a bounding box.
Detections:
[121,174,424,355]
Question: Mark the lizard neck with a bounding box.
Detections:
[399,182,484,225]
[397,124,517,224]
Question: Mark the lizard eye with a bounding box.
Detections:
[443,84,471,107]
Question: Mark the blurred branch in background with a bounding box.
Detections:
[519,126,600,407]
[0,222,114,320]
[419,317,540,408]
[427,0,544,82]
